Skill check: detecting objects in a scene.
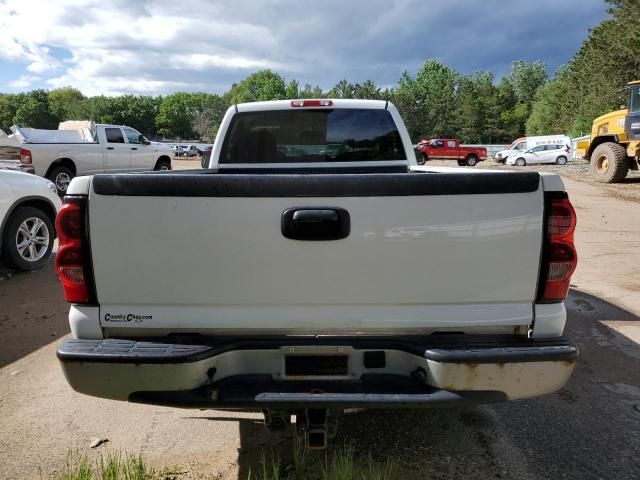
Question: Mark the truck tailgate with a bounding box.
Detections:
[88,172,544,334]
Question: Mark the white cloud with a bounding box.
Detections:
[26,51,61,73]
[46,74,204,97]
[0,0,285,95]
[8,74,41,89]
[0,36,60,74]
[0,0,608,96]
[174,54,283,72]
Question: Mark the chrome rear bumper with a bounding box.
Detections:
[58,335,577,408]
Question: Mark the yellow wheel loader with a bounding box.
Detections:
[586,81,640,183]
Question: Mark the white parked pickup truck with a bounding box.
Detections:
[55,99,578,448]
[4,122,173,194]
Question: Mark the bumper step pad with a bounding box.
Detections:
[129,374,507,409]
[58,338,214,363]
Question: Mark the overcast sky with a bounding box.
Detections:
[0,0,608,97]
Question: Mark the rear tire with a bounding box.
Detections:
[465,155,478,167]
[154,158,172,171]
[1,206,54,271]
[590,142,629,183]
[515,158,526,166]
[556,156,568,165]
[47,165,74,195]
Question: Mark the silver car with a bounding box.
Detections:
[507,144,571,166]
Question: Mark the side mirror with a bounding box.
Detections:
[139,134,150,145]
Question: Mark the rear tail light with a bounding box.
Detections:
[19,148,32,164]
[537,193,577,303]
[55,196,96,303]
[291,99,333,107]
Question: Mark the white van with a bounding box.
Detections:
[495,135,572,163]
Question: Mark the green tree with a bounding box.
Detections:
[102,95,160,135]
[488,60,550,140]
[226,70,287,104]
[353,80,382,99]
[13,90,57,128]
[191,94,228,140]
[80,96,115,124]
[48,87,86,121]
[392,71,421,139]
[507,60,548,106]
[500,102,530,140]
[156,93,201,138]
[415,59,458,139]
[285,80,299,99]
[491,78,521,141]
[526,65,571,135]
[0,94,21,131]
[454,72,495,143]
[328,79,356,98]
[393,59,458,141]
[299,83,324,98]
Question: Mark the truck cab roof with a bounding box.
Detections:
[235,99,389,112]
[209,99,415,170]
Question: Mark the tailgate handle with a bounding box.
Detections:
[282,208,350,241]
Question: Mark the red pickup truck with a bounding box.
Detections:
[416,139,487,166]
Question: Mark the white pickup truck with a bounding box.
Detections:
[55,99,578,448]
[3,122,173,194]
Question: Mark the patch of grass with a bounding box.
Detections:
[55,450,155,480]
[321,444,395,480]
[56,442,396,480]
[360,452,395,480]
[246,451,283,480]
[322,444,356,480]
[292,431,308,471]
[56,450,92,480]
[98,451,153,480]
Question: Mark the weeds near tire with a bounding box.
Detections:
[55,450,154,480]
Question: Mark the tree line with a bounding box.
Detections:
[1,0,636,143]
[0,61,548,144]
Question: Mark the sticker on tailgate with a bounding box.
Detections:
[104,313,152,323]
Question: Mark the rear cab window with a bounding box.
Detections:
[219,108,407,164]
[105,128,125,144]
